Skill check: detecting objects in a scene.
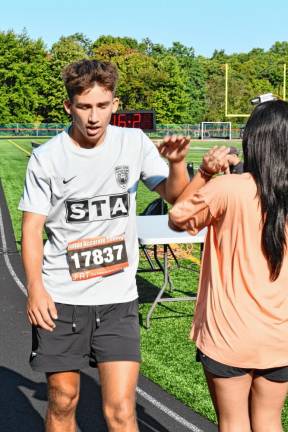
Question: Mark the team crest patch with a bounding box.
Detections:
[115,166,129,189]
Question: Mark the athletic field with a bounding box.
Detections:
[1,137,287,429]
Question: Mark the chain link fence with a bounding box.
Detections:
[0,123,66,137]
[0,123,245,139]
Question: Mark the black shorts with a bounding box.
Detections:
[196,349,288,382]
[30,299,141,373]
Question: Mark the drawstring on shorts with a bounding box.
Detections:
[72,306,78,332]
[95,307,101,328]
[72,305,101,332]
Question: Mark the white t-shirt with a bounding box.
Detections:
[19,125,168,305]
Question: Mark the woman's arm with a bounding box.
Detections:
[169,146,230,231]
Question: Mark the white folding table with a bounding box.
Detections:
[136,215,207,328]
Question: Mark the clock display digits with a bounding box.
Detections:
[110,111,155,131]
[132,113,141,128]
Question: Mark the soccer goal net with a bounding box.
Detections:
[200,122,231,140]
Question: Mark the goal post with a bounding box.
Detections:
[200,121,232,140]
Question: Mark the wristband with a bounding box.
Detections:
[198,165,214,179]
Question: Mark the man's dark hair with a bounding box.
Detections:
[62,59,118,100]
[242,99,288,280]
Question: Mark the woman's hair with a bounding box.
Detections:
[243,100,288,280]
[62,59,118,100]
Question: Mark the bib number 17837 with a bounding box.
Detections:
[67,235,128,281]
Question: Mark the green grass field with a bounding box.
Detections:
[1,137,287,430]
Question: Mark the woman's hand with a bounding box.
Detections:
[201,146,230,175]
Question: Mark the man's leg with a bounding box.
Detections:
[98,361,140,432]
[46,371,80,432]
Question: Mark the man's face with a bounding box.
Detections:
[64,83,119,147]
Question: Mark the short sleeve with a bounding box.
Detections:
[140,132,169,191]
[198,175,229,219]
[169,176,229,234]
[18,152,51,216]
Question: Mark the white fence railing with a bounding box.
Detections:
[0,123,244,139]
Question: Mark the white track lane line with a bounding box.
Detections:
[0,205,204,432]
[136,387,204,432]
[0,206,26,295]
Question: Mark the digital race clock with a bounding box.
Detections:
[110,110,156,132]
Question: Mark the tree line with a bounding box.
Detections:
[1,30,288,125]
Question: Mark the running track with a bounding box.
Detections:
[0,180,217,432]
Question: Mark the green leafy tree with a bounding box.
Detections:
[0,30,48,123]
[92,37,204,124]
[168,42,206,123]
[44,35,88,122]
[92,35,140,51]
[2,30,288,126]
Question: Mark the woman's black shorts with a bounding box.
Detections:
[196,349,288,382]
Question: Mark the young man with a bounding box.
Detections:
[19,59,190,432]
[226,146,243,174]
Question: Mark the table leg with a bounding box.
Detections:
[153,244,174,292]
[145,243,198,328]
[146,244,169,328]
[141,244,157,270]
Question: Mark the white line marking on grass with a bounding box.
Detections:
[136,386,204,432]
[192,147,211,150]
[0,206,27,295]
[8,139,31,156]
[0,203,205,432]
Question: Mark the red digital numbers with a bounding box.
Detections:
[132,113,141,128]
[111,114,120,127]
[118,114,127,127]
[110,111,155,131]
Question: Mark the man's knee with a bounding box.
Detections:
[48,381,79,418]
[103,398,136,427]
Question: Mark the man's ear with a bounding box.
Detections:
[112,97,120,113]
[63,100,72,116]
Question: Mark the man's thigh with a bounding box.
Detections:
[98,361,140,405]
[93,301,141,409]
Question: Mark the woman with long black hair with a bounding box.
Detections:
[169,100,288,431]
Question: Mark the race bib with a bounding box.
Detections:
[67,235,128,281]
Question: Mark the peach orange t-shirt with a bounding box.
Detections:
[170,173,288,368]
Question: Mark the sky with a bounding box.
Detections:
[1,0,288,57]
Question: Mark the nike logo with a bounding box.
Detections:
[63,176,77,184]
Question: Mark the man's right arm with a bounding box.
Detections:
[22,212,58,331]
